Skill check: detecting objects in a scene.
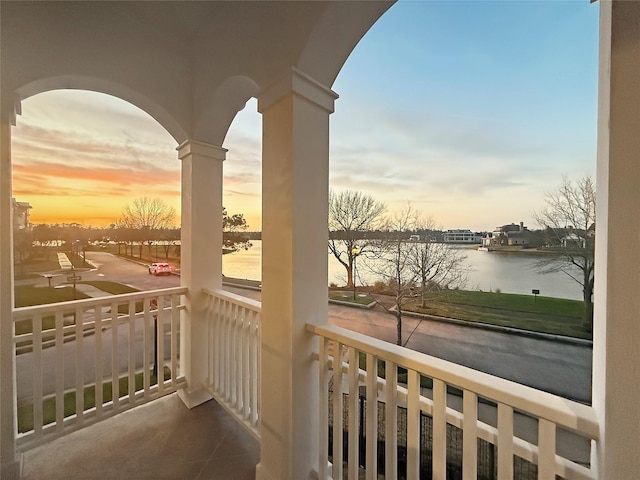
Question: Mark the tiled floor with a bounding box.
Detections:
[21,394,260,480]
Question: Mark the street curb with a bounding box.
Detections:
[399,308,593,347]
[329,298,377,309]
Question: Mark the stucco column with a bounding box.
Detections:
[592,1,640,478]
[256,68,337,480]
[177,140,226,408]
[1,98,20,479]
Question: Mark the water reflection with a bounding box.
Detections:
[222,240,581,301]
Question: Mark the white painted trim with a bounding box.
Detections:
[258,67,338,114]
[176,139,227,161]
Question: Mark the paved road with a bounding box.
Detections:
[227,286,593,404]
[18,252,593,404]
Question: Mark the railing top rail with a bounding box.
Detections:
[13,286,187,319]
[308,323,599,440]
[202,287,262,312]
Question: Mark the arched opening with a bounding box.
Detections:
[220,97,263,283]
[328,0,597,393]
[11,89,182,298]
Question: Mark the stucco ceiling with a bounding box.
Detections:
[1,1,393,143]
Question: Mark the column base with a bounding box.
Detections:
[255,463,278,480]
[1,457,22,480]
[177,386,212,409]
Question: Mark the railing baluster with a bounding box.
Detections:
[365,352,377,479]
[171,293,179,387]
[210,296,218,393]
[406,369,420,479]
[318,336,329,480]
[538,418,557,480]
[432,378,447,479]
[497,402,514,480]
[242,309,250,419]
[229,301,236,406]
[55,310,64,431]
[206,294,214,390]
[233,303,240,408]
[332,342,344,480]
[256,308,262,428]
[32,314,43,438]
[143,298,151,395]
[75,305,84,425]
[215,297,223,394]
[462,390,478,480]
[157,296,166,393]
[111,301,119,410]
[224,300,231,402]
[128,300,136,403]
[385,360,398,480]
[95,305,104,417]
[347,346,360,480]
[249,309,258,426]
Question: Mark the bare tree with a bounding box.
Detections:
[329,190,387,287]
[118,197,176,258]
[223,208,251,254]
[534,175,595,330]
[409,218,468,308]
[365,204,419,346]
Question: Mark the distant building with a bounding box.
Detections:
[443,229,483,244]
[12,198,32,231]
[482,221,530,247]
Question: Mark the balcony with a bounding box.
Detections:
[20,393,259,480]
[14,287,598,479]
[3,2,640,478]
[13,287,187,452]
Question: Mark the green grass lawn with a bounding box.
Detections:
[14,285,90,309]
[76,281,142,314]
[403,290,590,339]
[78,280,139,295]
[18,367,172,433]
[14,282,142,335]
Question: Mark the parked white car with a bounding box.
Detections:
[148,262,172,275]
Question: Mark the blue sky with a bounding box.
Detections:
[12,0,599,231]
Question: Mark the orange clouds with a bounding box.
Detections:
[11,90,264,229]
[12,161,180,197]
[11,91,182,226]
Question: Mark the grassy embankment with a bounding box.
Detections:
[403,289,590,340]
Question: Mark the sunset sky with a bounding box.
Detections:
[11,1,599,232]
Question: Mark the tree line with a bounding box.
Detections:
[16,197,252,263]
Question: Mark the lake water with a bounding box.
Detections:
[222,240,582,301]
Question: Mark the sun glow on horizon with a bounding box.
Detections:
[12,90,182,227]
[12,90,263,231]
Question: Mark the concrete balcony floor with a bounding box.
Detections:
[21,394,259,480]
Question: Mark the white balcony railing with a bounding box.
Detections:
[309,323,600,480]
[203,288,261,440]
[13,287,187,451]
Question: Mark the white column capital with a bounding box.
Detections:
[258,66,338,114]
[0,93,21,126]
[176,139,227,162]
